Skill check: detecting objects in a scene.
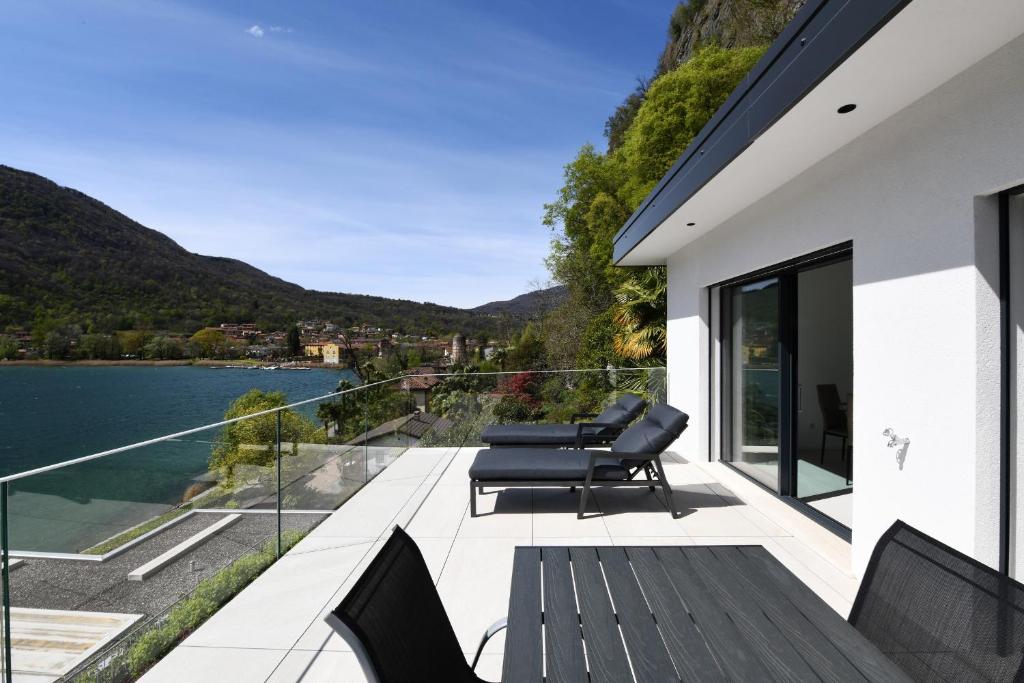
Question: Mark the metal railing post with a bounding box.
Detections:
[275,409,282,559]
[363,388,370,483]
[2,482,12,683]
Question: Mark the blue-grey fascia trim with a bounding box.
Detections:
[612,0,912,265]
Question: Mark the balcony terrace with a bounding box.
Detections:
[136,444,856,682]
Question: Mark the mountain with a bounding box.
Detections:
[472,285,567,318]
[657,0,804,74]
[604,1,803,152]
[0,165,530,337]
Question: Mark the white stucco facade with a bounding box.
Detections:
[661,32,1024,574]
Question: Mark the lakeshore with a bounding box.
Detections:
[0,364,358,552]
[0,358,352,369]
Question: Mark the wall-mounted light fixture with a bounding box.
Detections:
[882,428,909,448]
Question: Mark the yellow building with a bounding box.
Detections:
[322,343,341,365]
[304,343,324,357]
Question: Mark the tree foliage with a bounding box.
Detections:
[209,390,324,480]
[543,45,764,369]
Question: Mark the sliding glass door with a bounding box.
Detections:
[723,278,781,489]
[721,247,853,531]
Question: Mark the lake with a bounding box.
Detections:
[0,365,358,551]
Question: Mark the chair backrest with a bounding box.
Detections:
[610,403,689,457]
[850,520,1024,681]
[593,394,649,432]
[614,393,648,420]
[330,526,482,683]
[816,384,847,431]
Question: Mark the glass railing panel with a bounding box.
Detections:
[279,388,374,513]
[0,366,667,681]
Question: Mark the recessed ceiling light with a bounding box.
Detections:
[686,222,696,227]
[837,103,857,114]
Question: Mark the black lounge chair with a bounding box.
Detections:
[850,520,1024,681]
[326,525,501,683]
[480,393,647,447]
[469,403,688,519]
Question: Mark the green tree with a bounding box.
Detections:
[285,325,301,357]
[618,45,765,207]
[80,333,122,360]
[315,402,340,438]
[189,328,228,358]
[504,323,547,371]
[0,335,18,360]
[120,330,151,358]
[145,336,185,360]
[209,390,324,480]
[612,268,668,361]
[42,325,80,360]
[543,45,765,369]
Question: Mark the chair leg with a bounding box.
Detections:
[577,481,591,519]
[820,429,827,464]
[652,457,679,518]
[470,482,477,517]
[644,465,656,493]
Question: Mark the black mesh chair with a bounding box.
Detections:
[327,526,498,683]
[850,520,1024,681]
[816,383,848,465]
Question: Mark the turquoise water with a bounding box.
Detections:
[0,365,357,551]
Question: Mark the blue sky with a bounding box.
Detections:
[0,1,676,307]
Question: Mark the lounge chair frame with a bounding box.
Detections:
[470,450,679,520]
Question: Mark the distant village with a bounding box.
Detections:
[0,319,495,367]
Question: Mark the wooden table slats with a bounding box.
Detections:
[566,547,631,683]
[686,546,820,682]
[625,547,728,683]
[654,546,774,682]
[712,546,868,683]
[541,548,587,683]
[502,547,542,683]
[597,547,678,683]
[502,545,912,683]
[735,546,913,683]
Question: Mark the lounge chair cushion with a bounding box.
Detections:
[469,448,628,481]
[615,393,647,418]
[645,403,689,436]
[480,423,583,445]
[610,422,676,457]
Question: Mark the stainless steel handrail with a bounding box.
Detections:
[0,367,662,484]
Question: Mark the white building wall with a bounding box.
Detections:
[665,33,1024,574]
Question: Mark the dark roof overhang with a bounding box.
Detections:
[611,0,911,264]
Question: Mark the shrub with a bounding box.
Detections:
[76,530,307,681]
[492,394,539,424]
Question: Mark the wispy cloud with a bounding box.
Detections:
[268,25,292,34]
[245,24,264,38]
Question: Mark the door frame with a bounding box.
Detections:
[715,241,853,539]
[999,185,1024,576]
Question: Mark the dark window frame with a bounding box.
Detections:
[717,242,853,540]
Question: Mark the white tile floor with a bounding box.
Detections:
[141,446,860,682]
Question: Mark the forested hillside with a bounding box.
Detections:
[535,0,801,370]
[0,165,509,338]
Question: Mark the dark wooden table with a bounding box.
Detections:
[501,545,912,683]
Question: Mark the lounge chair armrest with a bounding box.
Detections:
[607,450,660,462]
[574,422,624,448]
[570,412,599,424]
[471,616,508,671]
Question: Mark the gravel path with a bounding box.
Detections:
[9,511,326,617]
